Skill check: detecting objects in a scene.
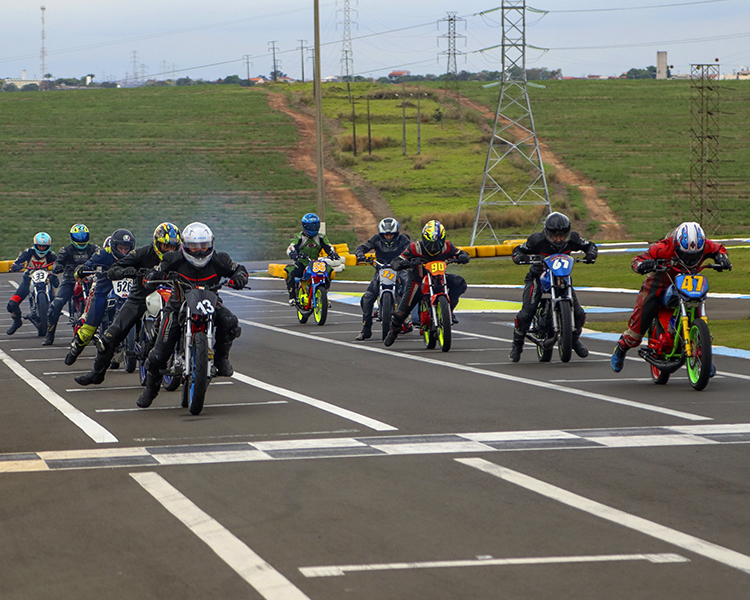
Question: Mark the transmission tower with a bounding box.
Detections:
[40,6,47,79]
[338,0,356,81]
[689,63,721,233]
[131,51,139,85]
[438,12,465,89]
[470,0,551,245]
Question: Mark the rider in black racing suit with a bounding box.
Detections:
[75,223,181,386]
[137,222,248,408]
[509,212,597,362]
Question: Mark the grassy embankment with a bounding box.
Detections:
[0,85,359,261]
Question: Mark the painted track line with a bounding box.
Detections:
[299,552,688,577]
[237,318,711,422]
[131,472,312,600]
[232,371,397,432]
[458,458,750,576]
[0,348,117,443]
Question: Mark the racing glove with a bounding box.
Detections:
[230,273,249,290]
[584,252,597,264]
[355,253,366,263]
[456,252,471,264]
[636,259,656,274]
[74,265,86,280]
[513,253,530,265]
[10,263,22,273]
[122,267,138,279]
[716,254,732,271]
[328,251,340,261]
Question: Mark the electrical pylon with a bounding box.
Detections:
[438,12,465,89]
[470,0,551,246]
[689,63,720,233]
[338,0,356,81]
[40,6,47,79]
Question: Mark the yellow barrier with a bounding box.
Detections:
[0,260,13,273]
[457,246,477,258]
[475,245,496,258]
[495,245,512,256]
[344,254,358,266]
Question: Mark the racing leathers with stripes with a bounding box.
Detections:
[6,248,58,334]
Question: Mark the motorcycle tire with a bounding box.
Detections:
[187,331,209,415]
[138,323,154,386]
[380,292,395,341]
[124,326,137,373]
[314,287,328,326]
[650,364,670,385]
[533,306,553,362]
[35,293,48,336]
[296,286,309,324]
[557,301,573,363]
[436,295,452,352]
[687,318,712,391]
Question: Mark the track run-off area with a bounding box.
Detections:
[2,271,750,600]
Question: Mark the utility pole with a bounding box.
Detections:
[297,40,307,83]
[338,0,356,81]
[40,6,47,81]
[269,41,279,82]
[690,62,721,233]
[313,0,326,228]
[243,55,253,82]
[471,1,551,245]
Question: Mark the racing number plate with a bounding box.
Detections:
[425,261,447,275]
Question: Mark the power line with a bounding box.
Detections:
[529,0,731,13]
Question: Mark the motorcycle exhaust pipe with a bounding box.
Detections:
[637,348,685,374]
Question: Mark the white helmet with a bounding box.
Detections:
[181,222,215,268]
[673,221,705,267]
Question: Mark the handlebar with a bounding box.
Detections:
[522,254,593,265]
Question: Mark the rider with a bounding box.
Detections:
[509,212,597,362]
[74,222,181,386]
[383,219,470,347]
[6,232,58,335]
[137,222,248,408]
[610,221,731,373]
[284,213,339,305]
[64,229,136,365]
[353,217,411,341]
[44,224,98,346]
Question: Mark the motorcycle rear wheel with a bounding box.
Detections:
[379,292,394,341]
[533,305,552,362]
[557,301,573,363]
[687,318,712,391]
[436,295,452,352]
[187,331,209,415]
[296,286,309,324]
[650,364,670,385]
[314,287,328,326]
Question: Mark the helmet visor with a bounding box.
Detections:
[34,244,50,253]
[184,240,213,258]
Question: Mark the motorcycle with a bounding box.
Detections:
[136,283,181,391]
[104,277,137,373]
[67,278,90,328]
[417,257,458,352]
[24,268,54,336]
[638,259,724,391]
[364,259,404,340]
[525,253,588,363]
[293,256,342,326]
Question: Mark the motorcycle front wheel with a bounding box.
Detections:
[687,318,712,391]
[379,292,394,341]
[314,287,328,326]
[35,293,48,336]
[187,331,209,415]
[557,301,573,363]
[124,326,137,373]
[436,295,452,352]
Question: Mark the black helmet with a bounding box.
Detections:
[110,229,136,260]
[378,218,400,248]
[543,212,571,251]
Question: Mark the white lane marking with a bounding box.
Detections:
[299,552,689,577]
[44,370,90,375]
[458,458,750,576]
[232,371,397,432]
[0,348,117,444]
[25,356,92,362]
[237,319,711,422]
[11,347,69,352]
[66,381,234,393]
[97,401,287,413]
[550,378,654,383]
[130,472,312,600]
[717,371,750,382]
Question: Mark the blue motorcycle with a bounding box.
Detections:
[526,253,586,363]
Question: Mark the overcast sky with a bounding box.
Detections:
[2,0,750,82]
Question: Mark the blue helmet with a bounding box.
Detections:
[301,213,320,237]
[33,232,52,256]
[70,224,90,249]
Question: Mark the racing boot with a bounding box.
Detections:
[74,368,106,386]
[355,322,372,341]
[65,338,86,365]
[42,323,56,346]
[572,331,589,358]
[611,340,628,373]
[508,330,524,363]
[137,372,162,408]
[383,325,398,347]
[214,339,235,377]
[6,317,22,336]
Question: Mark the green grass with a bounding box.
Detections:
[0,85,359,260]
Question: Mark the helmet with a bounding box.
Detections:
[378,218,400,248]
[673,221,705,267]
[421,220,446,256]
[70,224,90,249]
[301,213,320,237]
[543,212,572,251]
[181,222,215,268]
[153,222,181,260]
[33,232,51,256]
[102,236,112,250]
[110,229,136,260]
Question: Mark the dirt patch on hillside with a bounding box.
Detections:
[455,94,626,240]
[266,93,381,242]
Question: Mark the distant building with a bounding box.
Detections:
[656,51,668,79]
[388,70,410,80]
